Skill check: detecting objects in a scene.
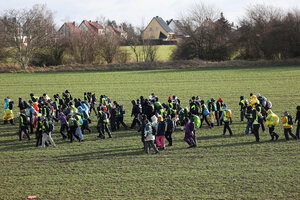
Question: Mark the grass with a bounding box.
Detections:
[0,66,300,199]
[121,45,176,61]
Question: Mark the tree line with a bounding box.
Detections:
[0,3,300,69]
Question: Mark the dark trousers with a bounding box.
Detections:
[69,127,80,142]
[4,119,14,125]
[200,115,211,128]
[296,122,300,138]
[19,126,30,141]
[165,130,173,146]
[144,140,159,154]
[141,132,145,148]
[219,111,223,125]
[97,122,112,138]
[55,109,59,119]
[284,128,296,140]
[110,117,117,132]
[186,138,196,147]
[117,115,127,129]
[60,124,68,139]
[91,104,97,116]
[245,120,252,134]
[215,111,220,126]
[253,124,260,142]
[268,125,279,140]
[223,121,232,135]
[260,121,265,132]
[81,120,91,134]
[36,131,42,146]
[131,117,140,129]
[240,109,245,121]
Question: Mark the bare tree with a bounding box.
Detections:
[127,28,142,62]
[98,34,120,64]
[67,32,98,64]
[141,40,158,62]
[0,4,55,69]
[238,4,284,59]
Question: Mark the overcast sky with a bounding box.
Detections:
[1,0,300,28]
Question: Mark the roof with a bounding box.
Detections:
[81,20,103,35]
[65,22,80,33]
[155,16,173,33]
[113,26,123,34]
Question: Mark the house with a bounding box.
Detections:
[105,25,127,39]
[142,16,175,40]
[57,22,80,37]
[78,20,104,35]
[167,19,184,38]
[113,26,127,40]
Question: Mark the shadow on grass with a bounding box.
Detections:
[201,138,289,149]
[57,147,144,162]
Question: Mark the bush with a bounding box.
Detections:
[30,48,64,67]
[115,49,130,64]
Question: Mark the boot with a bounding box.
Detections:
[10,119,14,125]
[273,133,279,141]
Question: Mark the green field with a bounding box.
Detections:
[121,45,176,61]
[0,66,300,199]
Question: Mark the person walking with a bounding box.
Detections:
[57,112,68,140]
[156,116,167,150]
[130,100,141,129]
[265,109,279,141]
[282,111,297,140]
[221,104,233,136]
[19,110,30,141]
[165,115,175,146]
[239,96,247,121]
[144,119,159,154]
[184,118,196,148]
[252,107,262,142]
[41,118,56,148]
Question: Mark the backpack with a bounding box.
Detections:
[226,110,232,118]
[144,123,152,136]
[193,115,201,128]
[120,105,125,114]
[48,121,54,131]
[288,115,293,125]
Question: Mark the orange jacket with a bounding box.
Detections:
[282,116,292,129]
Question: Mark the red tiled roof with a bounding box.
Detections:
[65,22,80,33]
[82,20,103,35]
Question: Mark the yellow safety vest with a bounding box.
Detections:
[283,116,289,127]
[253,114,260,125]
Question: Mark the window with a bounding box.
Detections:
[149,27,152,31]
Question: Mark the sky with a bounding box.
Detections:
[1,0,300,28]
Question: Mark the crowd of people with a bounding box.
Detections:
[2,91,300,154]
[3,90,127,148]
[239,93,300,142]
[131,93,233,153]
